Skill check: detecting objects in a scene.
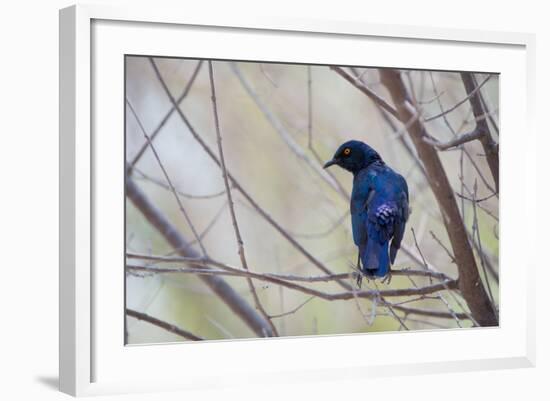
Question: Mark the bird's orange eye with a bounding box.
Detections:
[343,148,351,156]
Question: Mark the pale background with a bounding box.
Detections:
[0,0,547,400]
[125,58,499,342]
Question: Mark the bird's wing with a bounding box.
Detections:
[390,174,409,264]
[350,170,376,247]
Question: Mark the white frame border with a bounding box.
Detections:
[59,4,536,397]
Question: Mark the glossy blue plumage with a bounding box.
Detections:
[324,140,409,279]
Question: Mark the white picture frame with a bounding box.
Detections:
[59,3,536,397]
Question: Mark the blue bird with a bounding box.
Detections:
[324,140,409,285]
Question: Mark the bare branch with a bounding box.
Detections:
[330,66,399,118]
[455,191,497,203]
[423,128,483,150]
[126,174,275,337]
[127,252,454,281]
[230,63,348,199]
[165,200,228,256]
[424,75,492,122]
[269,296,315,319]
[376,69,497,326]
[429,230,456,264]
[133,166,227,200]
[259,63,278,87]
[471,180,498,317]
[126,98,208,257]
[347,67,428,182]
[389,305,470,321]
[208,61,278,337]
[128,60,203,172]
[461,72,499,193]
[286,210,349,239]
[126,261,458,301]
[307,65,313,148]
[126,308,204,341]
[147,57,353,291]
[411,228,463,327]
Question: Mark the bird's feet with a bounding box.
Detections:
[380,270,393,285]
[351,271,363,288]
[352,271,374,289]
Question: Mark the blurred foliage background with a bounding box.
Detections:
[125,57,499,344]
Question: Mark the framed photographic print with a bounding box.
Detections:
[59,4,535,396]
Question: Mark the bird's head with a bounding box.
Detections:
[323,140,382,174]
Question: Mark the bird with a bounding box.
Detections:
[323,140,409,286]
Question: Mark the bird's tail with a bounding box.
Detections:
[361,237,390,277]
[361,202,396,277]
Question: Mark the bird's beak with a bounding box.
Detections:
[323,158,337,169]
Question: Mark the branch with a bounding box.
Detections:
[423,128,482,150]
[148,57,353,291]
[470,180,498,317]
[269,296,315,319]
[126,259,458,301]
[348,67,428,181]
[426,72,496,195]
[126,252,454,282]
[133,166,227,200]
[376,69,497,327]
[126,98,208,256]
[128,60,203,172]
[126,308,204,341]
[424,75,492,122]
[126,174,275,337]
[165,200,227,256]
[461,72,499,193]
[230,63,348,199]
[208,61,278,337]
[330,66,399,118]
[389,305,470,320]
[305,66,351,199]
[127,256,466,321]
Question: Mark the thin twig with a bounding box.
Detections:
[423,128,482,150]
[429,231,456,264]
[126,261,458,301]
[331,66,399,118]
[269,296,315,319]
[471,180,498,317]
[348,67,428,181]
[126,98,208,257]
[164,200,228,256]
[126,308,204,341]
[133,166,227,200]
[374,280,410,330]
[286,210,349,239]
[426,73,496,196]
[259,63,278,87]
[348,269,377,327]
[148,57,352,291]
[388,305,469,321]
[128,60,203,172]
[230,62,347,199]
[424,75,492,122]
[461,73,499,193]
[456,192,497,203]
[301,67,350,198]
[126,175,274,337]
[411,228,465,327]
[307,65,313,148]
[208,61,278,337]
[127,251,454,281]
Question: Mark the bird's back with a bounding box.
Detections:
[351,161,409,276]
